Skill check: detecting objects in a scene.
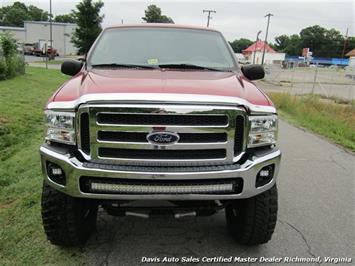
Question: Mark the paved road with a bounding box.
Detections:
[85,120,355,266]
[25,55,62,69]
[25,55,66,63]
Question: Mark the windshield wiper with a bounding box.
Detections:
[91,63,158,69]
[158,63,231,72]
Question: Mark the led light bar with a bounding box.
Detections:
[90,182,234,194]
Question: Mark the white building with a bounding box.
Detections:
[0,21,77,56]
[242,40,285,65]
[249,51,286,65]
[346,49,355,66]
[0,26,25,41]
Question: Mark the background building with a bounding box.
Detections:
[0,26,25,42]
[0,21,77,56]
[242,40,285,65]
[346,49,355,66]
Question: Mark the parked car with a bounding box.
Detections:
[40,24,281,246]
[23,43,35,55]
[32,41,58,57]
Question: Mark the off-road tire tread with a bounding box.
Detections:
[41,182,97,246]
[226,185,278,245]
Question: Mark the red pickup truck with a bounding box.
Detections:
[40,24,281,246]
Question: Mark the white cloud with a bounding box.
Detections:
[5,0,354,41]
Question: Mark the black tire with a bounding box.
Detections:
[41,182,98,246]
[225,185,278,245]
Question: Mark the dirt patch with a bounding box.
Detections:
[0,116,9,124]
[0,199,17,213]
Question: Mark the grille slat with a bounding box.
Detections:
[99,148,226,160]
[80,113,90,154]
[234,115,244,155]
[97,113,228,126]
[98,131,227,143]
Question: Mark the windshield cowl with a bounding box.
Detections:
[90,63,233,72]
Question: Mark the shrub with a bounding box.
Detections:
[0,60,6,80]
[0,32,25,80]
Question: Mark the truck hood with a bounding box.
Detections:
[49,69,274,112]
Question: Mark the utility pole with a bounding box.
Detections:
[253,30,262,64]
[341,27,349,65]
[49,0,53,49]
[261,13,273,65]
[203,10,216,27]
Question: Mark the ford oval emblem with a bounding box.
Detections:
[147,132,180,145]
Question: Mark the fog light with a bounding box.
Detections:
[46,162,66,185]
[259,169,270,177]
[51,167,63,176]
[256,164,274,187]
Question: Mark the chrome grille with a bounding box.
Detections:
[77,104,246,166]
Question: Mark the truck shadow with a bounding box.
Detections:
[84,208,271,266]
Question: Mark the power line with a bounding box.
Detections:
[261,13,273,65]
[203,10,216,27]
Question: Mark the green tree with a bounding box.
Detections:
[299,25,343,57]
[229,38,253,53]
[274,35,289,51]
[273,25,345,57]
[346,37,355,54]
[71,0,104,54]
[274,34,301,55]
[142,5,174,23]
[54,13,76,23]
[322,28,343,57]
[299,25,327,56]
[0,1,48,27]
[28,5,49,21]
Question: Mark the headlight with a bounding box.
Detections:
[45,111,75,144]
[248,115,278,147]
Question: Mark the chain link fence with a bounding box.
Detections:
[260,64,355,102]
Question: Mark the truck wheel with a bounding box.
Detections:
[41,182,98,246]
[225,185,278,245]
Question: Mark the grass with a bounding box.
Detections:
[0,67,84,265]
[268,92,355,151]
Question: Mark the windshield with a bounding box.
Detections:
[88,27,236,71]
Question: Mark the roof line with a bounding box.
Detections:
[0,26,25,31]
[104,23,219,32]
[24,20,76,26]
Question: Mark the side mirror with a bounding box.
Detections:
[61,60,83,76]
[241,64,265,80]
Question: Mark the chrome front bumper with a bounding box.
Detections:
[40,145,281,200]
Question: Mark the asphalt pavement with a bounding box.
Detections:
[85,120,354,266]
